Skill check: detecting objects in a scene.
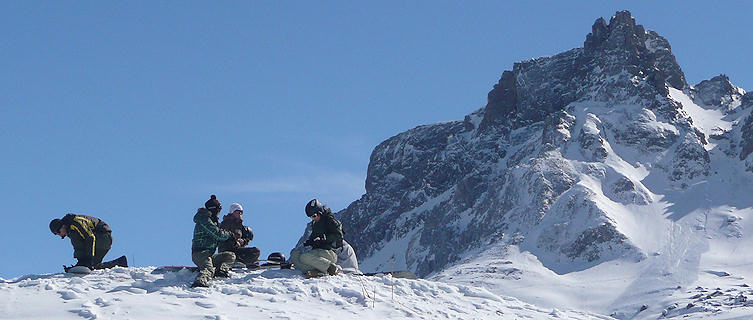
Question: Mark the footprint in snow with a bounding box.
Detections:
[94,297,112,307]
[70,308,97,320]
[196,301,217,309]
[706,270,731,277]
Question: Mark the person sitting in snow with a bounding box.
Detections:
[191,195,236,288]
[290,199,344,278]
[49,214,128,271]
[218,202,261,268]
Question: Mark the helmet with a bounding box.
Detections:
[305,199,324,217]
[267,252,286,263]
[49,218,63,234]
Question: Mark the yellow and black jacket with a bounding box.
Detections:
[61,214,112,266]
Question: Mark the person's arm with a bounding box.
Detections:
[324,217,344,248]
[68,219,96,267]
[198,217,232,242]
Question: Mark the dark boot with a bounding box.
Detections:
[191,279,209,288]
[305,270,325,279]
[113,255,128,267]
[214,268,230,278]
[95,255,128,269]
[327,264,341,276]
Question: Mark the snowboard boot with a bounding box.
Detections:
[214,268,230,278]
[327,264,341,276]
[95,255,129,269]
[305,270,325,279]
[113,255,128,267]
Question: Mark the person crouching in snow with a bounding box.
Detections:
[218,203,261,268]
[49,213,128,272]
[290,199,344,278]
[191,195,236,288]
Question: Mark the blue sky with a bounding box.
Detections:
[1,1,751,277]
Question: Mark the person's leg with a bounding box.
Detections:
[92,232,113,266]
[235,247,261,267]
[191,249,215,286]
[299,249,337,273]
[290,250,316,274]
[211,251,236,277]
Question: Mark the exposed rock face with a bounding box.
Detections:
[299,11,750,278]
[692,75,745,111]
[480,11,686,132]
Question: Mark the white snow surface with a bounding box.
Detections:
[0,266,607,320]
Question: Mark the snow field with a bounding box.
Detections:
[0,266,605,319]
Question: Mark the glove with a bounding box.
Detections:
[304,235,326,247]
[312,239,327,249]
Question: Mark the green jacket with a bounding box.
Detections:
[308,209,343,251]
[61,214,111,266]
[192,208,232,252]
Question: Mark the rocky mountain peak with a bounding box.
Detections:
[584,10,644,53]
[478,10,687,132]
[692,74,745,108]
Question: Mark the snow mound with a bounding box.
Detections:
[0,267,606,319]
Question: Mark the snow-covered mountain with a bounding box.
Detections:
[332,10,753,318]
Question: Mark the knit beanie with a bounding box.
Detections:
[49,218,63,234]
[229,203,243,213]
[205,195,222,213]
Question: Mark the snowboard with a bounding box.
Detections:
[358,271,417,279]
[152,260,290,274]
[65,266,92,275]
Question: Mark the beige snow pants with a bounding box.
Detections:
[290,248,337,274]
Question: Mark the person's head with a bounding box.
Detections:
[228,203,243,215]
[49,218,67,239]
[226,203,243,221]
[305,199,325,222]
[205,195,222,216]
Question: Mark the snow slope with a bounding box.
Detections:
[0,267,607,320]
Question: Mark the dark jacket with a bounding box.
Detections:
[191,208,232,252]
[218,212,253,252]
[61,214,112,266]
[308,208,343,251]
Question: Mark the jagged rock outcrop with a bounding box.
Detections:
[480,11,686,132]
[692,75,745,112]
[299,11,750,278]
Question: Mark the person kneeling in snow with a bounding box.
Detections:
[218,203,261,268]
[191,195,236,288]
[290,199,344,278]
[49,214,128,271]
